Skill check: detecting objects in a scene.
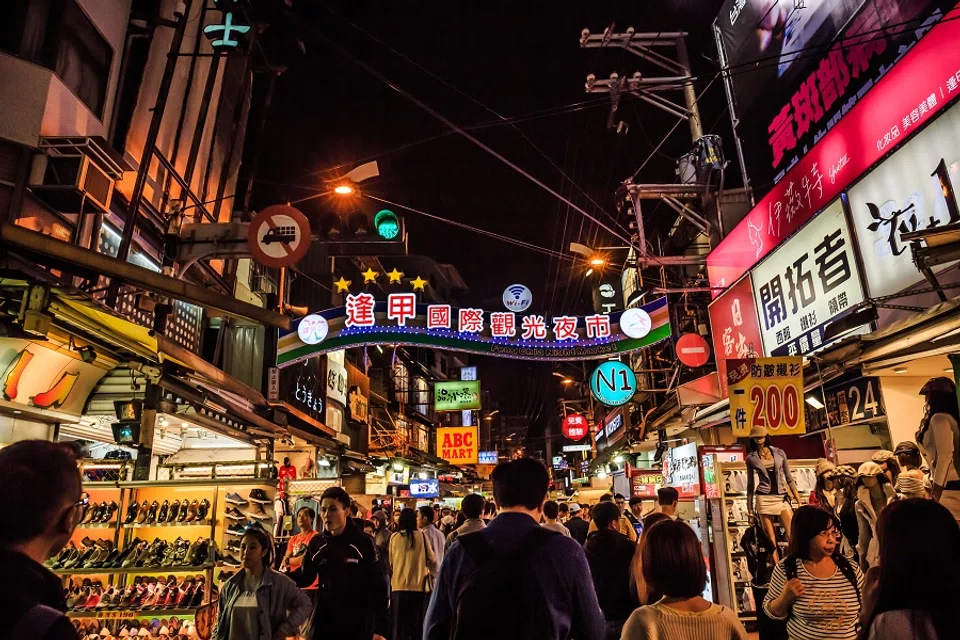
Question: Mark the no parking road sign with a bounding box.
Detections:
[248,204,311,268]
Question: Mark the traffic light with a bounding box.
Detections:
[313,204,406,256]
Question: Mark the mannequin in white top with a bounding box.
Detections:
[916,377,960,522]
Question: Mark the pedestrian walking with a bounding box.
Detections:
[213,527,311,640]
[854,461,895,571]
[293,487,388,640]
[541,500,571,536]
[657,486,682,520]
[565,502,589,544]
[632,512,672,606]
[587,494,637,541]
[424,458,604,640]
[446,494,485,546]
[481,500,497,523]
[622,519,747,639]
[558,501,570,522]
[764,506,863,640]
[0,440,84,640]
[281,507,319,638]
[583,501,638,639]
[858,498,960,639]
[418,505,446,579]
[916,376,960,521]
[389,508,436,640]
[624,496,646,538]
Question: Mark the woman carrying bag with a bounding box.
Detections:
[389,507,437,640]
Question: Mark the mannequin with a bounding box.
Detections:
[854,461,895,570]
[870,450,900,486]
[808,458,837,517]
[916,376,960,521]
[746,426,802,562]
[893,441,928,498]
[300,457,317,479]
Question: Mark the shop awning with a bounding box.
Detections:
[344,459,377,474]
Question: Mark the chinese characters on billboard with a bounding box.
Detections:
[728,357,806,438]
[750,199,865,357]
[708,274,764,398]
[434,381,482,411]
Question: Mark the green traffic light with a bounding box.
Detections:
[375,209,400,240]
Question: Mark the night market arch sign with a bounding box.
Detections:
[276,295,670,366]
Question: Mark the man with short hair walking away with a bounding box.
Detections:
[424,458,604,640]
[418,505,446,579]
[446,494,485,546]
[0,440,84,640]
[584,502,641,639]
[541,500,571,536]
[565,502,590,544]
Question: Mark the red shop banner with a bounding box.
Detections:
[708,4,960,294]
[708,274,764,398]
[630,470,664,499]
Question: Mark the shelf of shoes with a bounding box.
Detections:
[70,615,199,640]
[64,574,207,620]
[214,484,277,571]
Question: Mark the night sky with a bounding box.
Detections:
[252,0,729,440]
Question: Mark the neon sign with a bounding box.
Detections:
[277,296,670,365]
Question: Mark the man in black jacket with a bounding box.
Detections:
[583,502,639,640]
[565,502,589,544]
[0,440,83,640]
[294,486,388,640]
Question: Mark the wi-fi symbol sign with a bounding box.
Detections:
[502,284,532,312]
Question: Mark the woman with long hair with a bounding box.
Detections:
[213,527,311,640]
[858,499,960,639]
[746,426,803,563]
[631,512,672,606]
[622,520,747,639]
[916,376,960,521]
[764,506,863,640]
[388,507,436,640]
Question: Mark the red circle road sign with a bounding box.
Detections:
[676,333,711,368]
[562,413,588,441]
[248,204,312,268]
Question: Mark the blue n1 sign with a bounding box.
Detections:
[590,361,637,407]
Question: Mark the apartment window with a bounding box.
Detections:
[1,0,112,118]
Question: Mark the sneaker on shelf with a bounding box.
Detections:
[225,492,248,505]
[222,554,242,568]
[248,489,271,504]
[247,503,272,521]
[225,540,241,553]
[224,507,246,521]
[226,523,247,536]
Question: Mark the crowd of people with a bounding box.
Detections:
[3,419,960,639]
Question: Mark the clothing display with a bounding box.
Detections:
[755,494,792,517]
[855,482,896,569]
[894,471,928,499]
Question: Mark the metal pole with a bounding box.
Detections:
[108,0,193,307]
[183,54,222,221]
[675,37,703,143]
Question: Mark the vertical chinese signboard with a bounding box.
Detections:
[708,274,764,398]
[847,99,960,303]
[714,0,946,192]
[663,442,700,498]
[750,199,865,356]
[728,357,806,438]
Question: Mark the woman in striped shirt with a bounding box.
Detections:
[764,506,863,640]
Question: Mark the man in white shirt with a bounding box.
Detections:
[418,506,446,578]
[541,500,571,536]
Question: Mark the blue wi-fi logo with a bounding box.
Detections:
[508,285,527,300]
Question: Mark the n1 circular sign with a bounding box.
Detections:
[502,284,533,312]
[297,314,329,345]
[590,360,637,407]
[676,333,711,368]
[562,413,588,441]
[248,204,312,268]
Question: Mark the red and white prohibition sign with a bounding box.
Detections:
[247,204,312,268]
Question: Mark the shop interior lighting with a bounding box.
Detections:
[614,455,624,464]
[945,367,954,373]
[393,462,405,472]
[83,463,123,470]
[318,458,331,467]
[418,472,428,480]
[597,468,608,479]
[585,268,594,277]
[893,367,908,374]
[805,395,825,410]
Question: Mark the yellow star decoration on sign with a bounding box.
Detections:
[333,276,352,293]
[386,267,405,284]
[411,275,428,291]
[361,268,379,284]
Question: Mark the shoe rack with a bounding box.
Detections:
[51,478,278,629]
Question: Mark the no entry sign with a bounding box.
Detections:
[248,204,311,268]
[676,333,710,368]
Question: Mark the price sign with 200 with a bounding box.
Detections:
[748,382,802,432]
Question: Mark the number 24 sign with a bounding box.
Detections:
[728,357,805,437]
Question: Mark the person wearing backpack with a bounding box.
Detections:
[764,506,864,639]
[0,440,84,640]
[423,457,604,640]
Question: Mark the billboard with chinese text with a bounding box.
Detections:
[728,357,806,437]
[715,0,948,191]
[434,381,482,412]
[278,296,670,366]
[708,274,764,398]
[750,199,865,356]
[847,99,960,302]
[708,4,960,293]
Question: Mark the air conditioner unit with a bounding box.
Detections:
[32,155,114,213]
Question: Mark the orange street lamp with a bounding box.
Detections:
[334,184,355,195]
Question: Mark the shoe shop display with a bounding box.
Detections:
[225,492,248,505]
[248,489,271,504]
[225,506,245,521]
[65,575,207,614]
[125,496,211,526]
[222,553,242,568]
[247,502,272,521]
[226,522,247,536]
